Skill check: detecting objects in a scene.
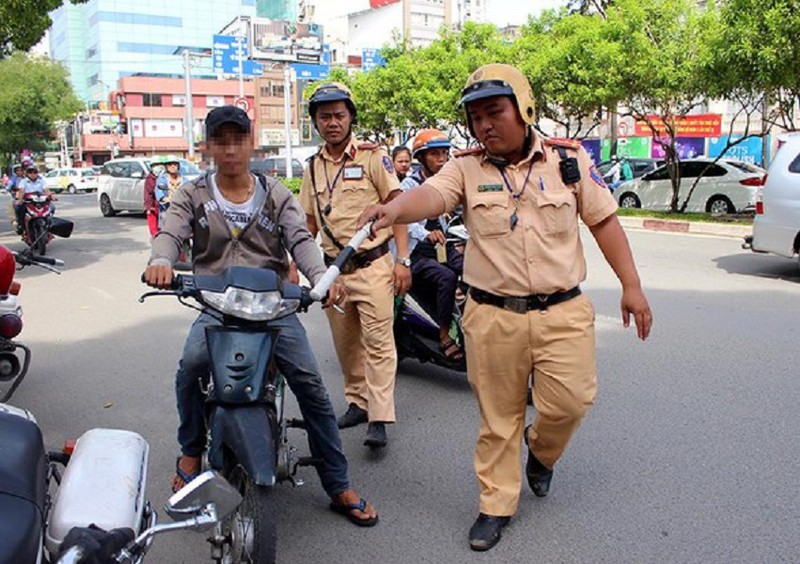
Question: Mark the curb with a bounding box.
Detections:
[617,216,752,239]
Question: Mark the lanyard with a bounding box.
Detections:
[322,157,348,215]
[497,159,535,230]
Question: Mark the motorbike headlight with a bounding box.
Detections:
[199,288,299,321]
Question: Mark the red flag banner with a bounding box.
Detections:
[634,114,722,138]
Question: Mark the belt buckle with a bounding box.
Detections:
[504,297,529,314]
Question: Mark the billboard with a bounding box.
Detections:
[251,20,323,64]
[650,137,706,159]
[708,135,768,165]
[371,0,401,7]
[634,114,722,138]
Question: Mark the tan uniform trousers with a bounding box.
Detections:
[325,252,397,422]
[463,293,597,516]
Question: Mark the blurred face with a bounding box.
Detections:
[467,96,527,158]
[14,168,23,176]
[393,151,411,175]
[315,101,353,146]
[207,124,253,176]
[166,162,179,174]
[421,148,449,176]
[26,169,38,179]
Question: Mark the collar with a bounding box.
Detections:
[320,136,357,163]
[480,130,546,168]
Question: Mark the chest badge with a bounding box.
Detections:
[477,183,504,193]
[343,165,364,181]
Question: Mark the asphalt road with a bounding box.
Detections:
[3,193,799,563]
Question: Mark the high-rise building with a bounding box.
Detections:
[256,0,299,20]
[49,0,258,102]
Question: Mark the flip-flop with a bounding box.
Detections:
[329,497,379,527]
[440,338,465,363]
[172,455,201,493]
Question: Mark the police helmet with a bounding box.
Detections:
[308,82,357,123]
[460,64,536,135]
[412,129,451,160]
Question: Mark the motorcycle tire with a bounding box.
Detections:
[221,464,276,564]
[30,221,46,256]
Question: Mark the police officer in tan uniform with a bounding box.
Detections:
[298,83,412,449]
[359,64,653,550]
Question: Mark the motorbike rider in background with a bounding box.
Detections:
[15,165,54,235]
[401,129,465,363]
[154,155,183,229]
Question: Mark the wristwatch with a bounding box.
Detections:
[396,256,411,267]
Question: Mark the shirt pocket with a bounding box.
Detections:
[469,194,510,239]
[536,190,576,238]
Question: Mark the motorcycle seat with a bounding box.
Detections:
[0,493,44,563]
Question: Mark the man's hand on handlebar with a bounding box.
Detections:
[322,281,346,310]
[143,263,174,289]
[357,204,397,239]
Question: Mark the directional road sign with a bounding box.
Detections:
[212,34,262,76]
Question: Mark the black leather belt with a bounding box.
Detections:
[470,286,581,313]
[324,241,390,275]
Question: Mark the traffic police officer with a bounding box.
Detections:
[298,83,412,449]
[359,64,653,550]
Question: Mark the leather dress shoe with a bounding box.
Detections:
[525,425,553,497]
[337,403,368,429]
[468,513,510,551]
[363,422,387,448]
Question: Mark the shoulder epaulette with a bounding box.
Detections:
[454,147,484,158]
[544,137,581,150]
[357,142,380,151]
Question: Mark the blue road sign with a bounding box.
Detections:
[212,34,250,74]
[292,44,330,81]
[361,48,385,72]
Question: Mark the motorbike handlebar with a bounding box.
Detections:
[13,250,64,268]
[309,221,374,301]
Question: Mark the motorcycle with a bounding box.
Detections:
[0,242,72,403]
[20,193,73,256]
[137,223,369,563]
[394,215,470,373]
[0,398,243,564]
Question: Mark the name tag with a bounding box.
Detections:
[343,166,364,180]
[477,183,503,193]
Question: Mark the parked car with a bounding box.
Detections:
[596,157,662,182]
[97,157,199,216]
[744,132,800,267]
[251,156,305,178]
[43,168,98,193]
[615,158,765,214]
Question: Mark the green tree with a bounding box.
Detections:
[0,53,82,162]
[0,0,88,57]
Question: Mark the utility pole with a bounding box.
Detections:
[237,36,245,99]
[284,64,293,179]
[183,49,195,159]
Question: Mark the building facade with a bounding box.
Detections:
[49,0,258,102]
[257,0,299,20]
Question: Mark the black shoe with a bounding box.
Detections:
[363,422,387,448]
[468,513,510,551]
[337,403,368,429]
[525,425,553,497]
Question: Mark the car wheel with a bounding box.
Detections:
[706,196,734,214]
[67,184,77,194]
[619,193,641,208]
[100,194,117,217]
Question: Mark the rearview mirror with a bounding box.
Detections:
[165,470,242,530]
[50,217,74,238]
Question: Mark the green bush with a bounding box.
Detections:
[279,177,302,194]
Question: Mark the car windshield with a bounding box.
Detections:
[725,161,764,174]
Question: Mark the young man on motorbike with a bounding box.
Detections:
[144,105,378,526]
[15,165,54,235]
[154,155,183,229]
[401,129,465,363]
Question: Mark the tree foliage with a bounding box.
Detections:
[0,0,88,57]
[0,53,82,159]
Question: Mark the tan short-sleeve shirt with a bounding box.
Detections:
[426,133,618,296]
[298,137,400,256]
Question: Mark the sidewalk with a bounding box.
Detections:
[617,215,752,239]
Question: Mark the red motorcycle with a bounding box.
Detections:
[0,244,68,402]
[21,193,72,256]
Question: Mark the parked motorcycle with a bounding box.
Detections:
[0,398,242,564]
[0,243,71,403]
[20,193,73,256]
[138,223,370,563]
[394,216,469,373]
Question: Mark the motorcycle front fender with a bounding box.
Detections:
[207,405,276,487]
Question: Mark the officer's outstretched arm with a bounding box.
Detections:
[359,184,445,232]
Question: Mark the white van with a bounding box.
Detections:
[745,133,800,269]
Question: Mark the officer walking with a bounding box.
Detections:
[359,64,652,550]
[298,83,412,449]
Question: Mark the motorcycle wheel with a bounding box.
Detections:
[221,465,276,564]
[31,221,46,256]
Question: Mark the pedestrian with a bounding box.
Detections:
[143,105,379,526]
[298,83,412,449]
[143,157,162,237]
[392,145,412,182]
[155,155,183,229]
[359,64,653,551]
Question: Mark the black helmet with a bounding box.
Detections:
[308,82,357,123]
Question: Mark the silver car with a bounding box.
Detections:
[616,158,765,214]
[97,157,200,216]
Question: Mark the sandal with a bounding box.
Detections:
[329,497,379,527]
[440,338,465,363]
[172,455,201,493]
